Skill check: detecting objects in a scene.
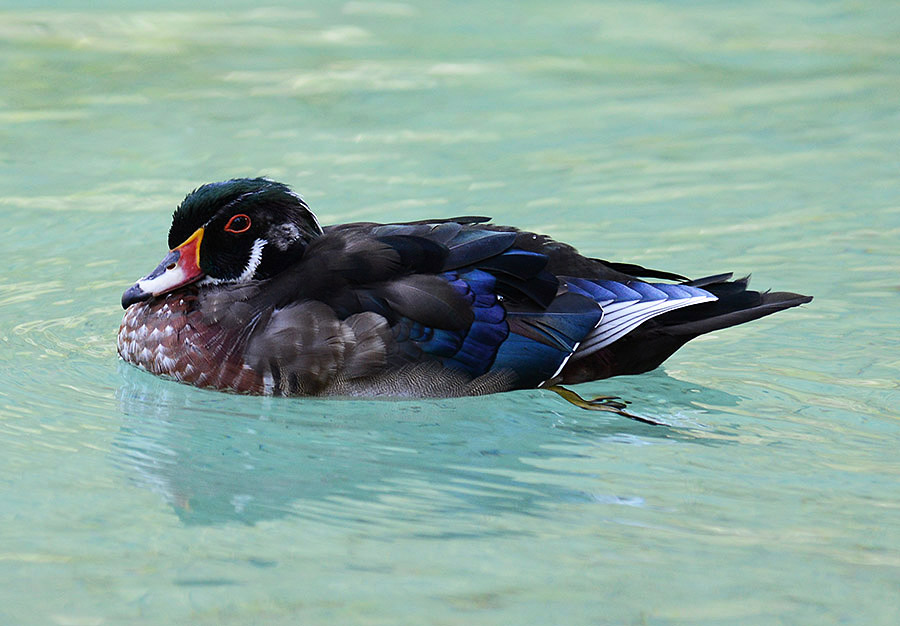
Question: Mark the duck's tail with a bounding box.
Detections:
[557,274,812,384]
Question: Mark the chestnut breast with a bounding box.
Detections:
[117,292,265,394]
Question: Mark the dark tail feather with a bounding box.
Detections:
[684,272,734,288]
[662,290,812,337]
[558,277,812,383]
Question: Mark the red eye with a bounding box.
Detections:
[224,214,251,234]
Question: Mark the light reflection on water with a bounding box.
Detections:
[112,363,734,528]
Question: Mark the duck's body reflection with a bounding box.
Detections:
[113,364,739,526]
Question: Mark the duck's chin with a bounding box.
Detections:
[194,276,262,296]
[196,275,232,287]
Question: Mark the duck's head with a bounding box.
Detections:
[122,178,323,309]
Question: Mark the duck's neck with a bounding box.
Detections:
[255,238,309,280]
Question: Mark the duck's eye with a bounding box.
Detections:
[224,214,251,234]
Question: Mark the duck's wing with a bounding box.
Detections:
[219,220,605,393]
[209,219,808,396]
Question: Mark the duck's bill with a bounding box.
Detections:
[121,228,205,309]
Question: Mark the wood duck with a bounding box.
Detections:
[118,178,811,411]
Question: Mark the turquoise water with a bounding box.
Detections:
[2,1,899,623]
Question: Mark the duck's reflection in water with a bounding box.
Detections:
[112,364,739,527]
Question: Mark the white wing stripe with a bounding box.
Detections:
[571,290,716,360]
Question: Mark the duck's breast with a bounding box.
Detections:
[117,293,265,394]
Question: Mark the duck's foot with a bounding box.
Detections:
[545,385,668,426]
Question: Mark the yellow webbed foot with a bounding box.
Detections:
[545,385,667,426]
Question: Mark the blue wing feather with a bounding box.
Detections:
[444,230,517,269]
[334,224,701,386]
[492,292,602,386]
[392,268,509,377]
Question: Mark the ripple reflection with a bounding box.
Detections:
[112,365,736,527]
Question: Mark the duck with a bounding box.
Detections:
[118,177,811,417]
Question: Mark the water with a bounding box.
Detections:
[2,1,899,623]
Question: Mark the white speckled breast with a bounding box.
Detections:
[117,292,265,393]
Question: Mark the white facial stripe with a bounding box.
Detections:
[137,265,193,296]
[196,238,268,287]
[237,238,267,282]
